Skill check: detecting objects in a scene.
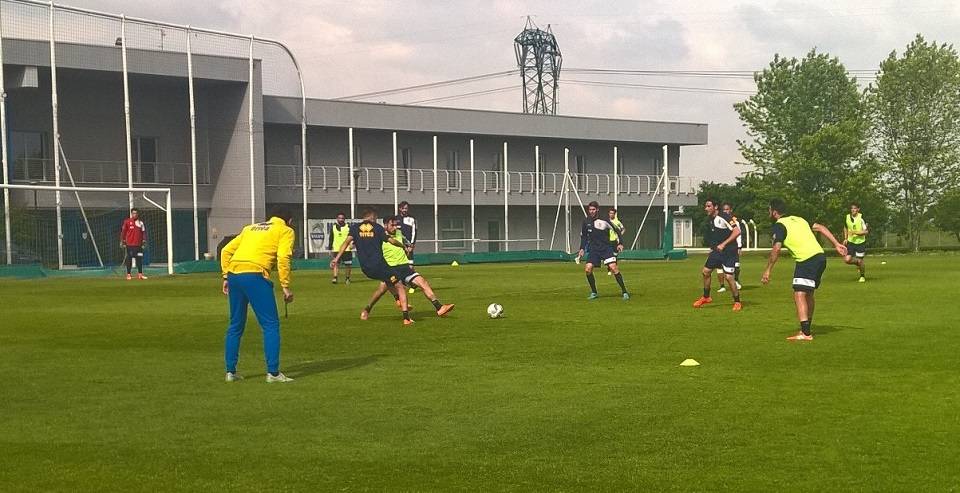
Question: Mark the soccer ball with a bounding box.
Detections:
[486,303,504,319]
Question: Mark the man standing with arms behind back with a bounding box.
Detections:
[761,198,847,341]
[220,207,296,383]
[328,212,352,285]
[843,202,869,282]
[120,208,147,280]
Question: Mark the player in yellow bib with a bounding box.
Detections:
[358,215,455,321]
[606,208,626,276]
[760,199,847,341]
[328,212,353,285]
[842,202,868,282]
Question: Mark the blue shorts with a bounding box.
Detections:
[362,264,400,285]
[705,249,737,274]
[587,247,617,267]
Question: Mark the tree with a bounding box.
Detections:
[933,188,960,242]
[868,34,960,251]
[734,50,886,234]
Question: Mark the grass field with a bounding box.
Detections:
[2,254,959,491]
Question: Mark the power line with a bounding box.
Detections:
[405,85,516,105]
[334,70,516,101]
[565,79,756,95]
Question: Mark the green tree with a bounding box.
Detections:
[933,188,960,242]
[867,34,960,251]
[734,50,885,234]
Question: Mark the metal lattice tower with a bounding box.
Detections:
[514,17,562,115]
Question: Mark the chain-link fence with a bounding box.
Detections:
[0,0,308,268]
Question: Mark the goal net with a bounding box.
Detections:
[1,184,173,274]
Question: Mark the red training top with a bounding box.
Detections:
[120,218,146,246]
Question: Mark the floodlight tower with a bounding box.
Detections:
[514,17,562,115]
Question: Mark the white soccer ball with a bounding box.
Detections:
[486,303,504,319]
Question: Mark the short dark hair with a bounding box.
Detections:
[850,201,860,208]
[588,201,600,208]
[608,207,617,213]
[336,212,346,218]
[721,202,733,209]
[130,208,139,214]
[268,206,294,223]
[769,198,787,214]
[704,198,717,207]
[384,215,400,224]
[361,207,377,219]
[398,201,410,208]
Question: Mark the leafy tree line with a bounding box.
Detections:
[701,35,960,250]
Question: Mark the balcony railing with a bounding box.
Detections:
[11,158,211,185]
[265,164,697,196]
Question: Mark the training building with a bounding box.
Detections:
[1,11,706,265]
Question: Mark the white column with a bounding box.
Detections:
[49,3,63,269]
[121,15,134,211]
[469,138,475,253]
[248,36,256,223]
[503,141,509,252]
[662,145,669,249]
[392,131,398,213]
[348,127,355,217]
[433,135,439,253]
[186,27,199,260]
[534,145,541,250]
[300,102,308,259]
[0,17,11,264]
[563,147,571,254]
[613,145,619,210]
[166,191,174,275]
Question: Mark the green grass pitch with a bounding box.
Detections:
[1,254,958,491]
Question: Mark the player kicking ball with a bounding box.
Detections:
[578,201,630,300]
[693,199,742,311]
[359,215,454,320]
[332,208,414,326]
[761,198,847,341]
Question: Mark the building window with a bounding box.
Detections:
[353,144,363,168]
[11,131,49,181]
[488,152,503,190]
[399,147,413,187]
[132,136,159,183]
[440,217,466,250]
[575,154,587,190]
[446,150,460,188]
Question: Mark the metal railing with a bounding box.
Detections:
[12,158,210,185]
[265,164,696,196]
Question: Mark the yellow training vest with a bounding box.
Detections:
[845,214,866,245]
[331,223,351,251]
[776,216,824,262]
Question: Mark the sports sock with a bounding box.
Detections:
[734,294,740,302]
[269,372,280,377]
[703,288,710,298]
[800,320,811,336]
[586,273,598,293]
[363,304,372,313]
[430,299,442,310]
[614,273,627,293]
[402,310,410,321]
[735,267,741,282]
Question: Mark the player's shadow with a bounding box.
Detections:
[284,354,385,378]
[812,324,864,335]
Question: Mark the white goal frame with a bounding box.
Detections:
[1,184,174,274]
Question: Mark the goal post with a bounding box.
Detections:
[0,184,174,275]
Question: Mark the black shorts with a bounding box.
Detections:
[336,252,353,265]
[793,253,827,292]
[847,242,866,259]
[389,265,421,286]
[705,249,736,274]
[361,265,400,285]
[587,246,617,267]
[126,246,143,261]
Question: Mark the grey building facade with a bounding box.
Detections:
[2,36,706,262]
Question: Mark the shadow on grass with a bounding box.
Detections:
[813,324,864,336]
[284,354,386,378]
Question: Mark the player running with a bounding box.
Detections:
[842,202,868,282]
[577,201,630,300]
[359,215,455,319]
[120,208,148,280]
[398,201,417,265]
[761,198,847,341]
[332,208,414,325]
[693,199,742,311]
[328,212,352,285]
[606,208,626,276]
[220,207,296,383]
[716,202,744,293]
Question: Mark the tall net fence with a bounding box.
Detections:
[0,0,308,268]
